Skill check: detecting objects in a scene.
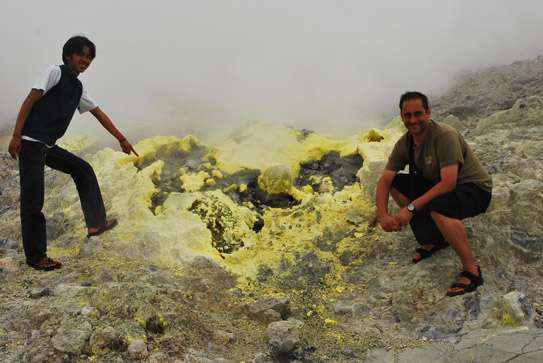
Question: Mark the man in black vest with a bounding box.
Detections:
[8,35,138,271]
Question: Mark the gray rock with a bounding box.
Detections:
[148,352,169,363]
[334,300,356,315]
[190,255,221,269]
[442,114,466,131]
[266,318,304,357]
[252,352,273,363]
[248,297,291,322]
[453,344,517,362]
[212,329,235,345]
[341,348,358,358]
[51,318,92,354]
[79,239,100,257]
[127,339,148,358]
[365,348,395,363]
[80,306,97,317]
[503,291,532,322]
[89,326,126,352]
[484,332,534,354]
[29,287,50,299]
[420,326,447,341]
[0,239,17,251]
[464,292,481,321]
[210,359,232,363]
[397,345,451,363]
[339,250,353,266]
[53,283,87,297]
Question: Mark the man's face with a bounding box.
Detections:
[66,46,93,75]
[400,98,431,136]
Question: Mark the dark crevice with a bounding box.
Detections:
[202,169,301,214]
[138,144,209,214]
[295,151,363,192]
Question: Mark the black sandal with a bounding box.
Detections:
[87,219,118,238]
[412,243,449,263]
[446,266,484,297]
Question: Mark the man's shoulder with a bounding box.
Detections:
[395,131,409,144]
[391,131,409,154]
[431,121,462,140]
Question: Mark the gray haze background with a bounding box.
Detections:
[1,0,543,143]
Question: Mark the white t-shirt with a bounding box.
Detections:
[22,65,98,146]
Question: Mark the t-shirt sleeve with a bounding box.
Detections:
[385,138,408,171]
[32,65,61,93]
[78,85,98,114]
[436,131,464,168]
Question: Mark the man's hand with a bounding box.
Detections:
[378,214,401,232]
[394,207,413,227]
[8,135,22,160]
[119,139,139,156]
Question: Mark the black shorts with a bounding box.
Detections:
[392,173,492,220]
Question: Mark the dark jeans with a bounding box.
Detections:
[392,173,492,246]
[19,140,106,264]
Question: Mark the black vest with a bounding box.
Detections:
[22,65,83,145]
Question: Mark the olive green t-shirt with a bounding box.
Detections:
[385,121,492,192]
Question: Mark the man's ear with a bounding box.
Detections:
[426,107,432,117]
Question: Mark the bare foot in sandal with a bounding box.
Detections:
[412,243,449,263]
[446,265,483,297]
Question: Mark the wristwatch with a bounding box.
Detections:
[407,203,416,213]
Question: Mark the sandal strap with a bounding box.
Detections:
[450,282,469,289]
[459,270,483,284]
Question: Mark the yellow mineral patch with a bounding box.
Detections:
[57,135,95,153]
[211,169,224,179]
[180,170,210,192]
[205,178,216,187]
[209,122,360,175]
[125,134,203,168]
[258,165,293,194]
[362,128,385,143]
[39,121,404,288]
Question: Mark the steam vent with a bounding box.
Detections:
[2,57,543,362]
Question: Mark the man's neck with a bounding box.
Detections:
[411,122,431,146]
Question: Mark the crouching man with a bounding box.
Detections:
[376,91,492,297]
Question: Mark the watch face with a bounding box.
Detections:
[408,203,415,212]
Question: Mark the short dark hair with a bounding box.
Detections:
[399,91,429,111]
[62,35,96,65]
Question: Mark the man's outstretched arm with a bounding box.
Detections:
[376,170,400,231]
[89,107,139,156]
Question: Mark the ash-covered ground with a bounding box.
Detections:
[1,57,543,363]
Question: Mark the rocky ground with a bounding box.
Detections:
[1,57,543,363]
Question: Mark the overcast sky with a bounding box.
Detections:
[1,0,542,141]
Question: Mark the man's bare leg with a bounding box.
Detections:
[390,187,437,260]
[430,211,479,293]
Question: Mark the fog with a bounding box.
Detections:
[1,0,542,142]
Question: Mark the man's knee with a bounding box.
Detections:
[430,210,461,224]
[71,160,95,179]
